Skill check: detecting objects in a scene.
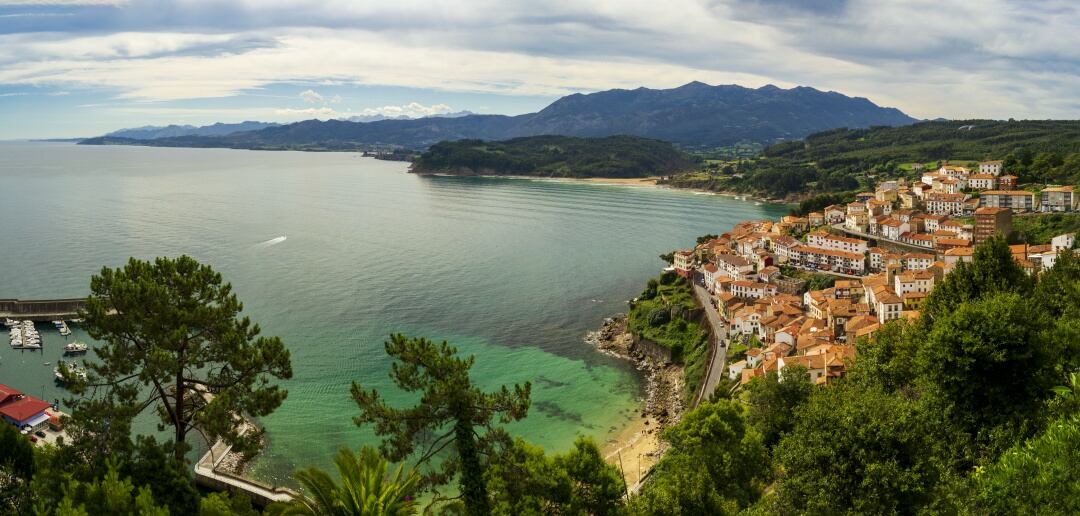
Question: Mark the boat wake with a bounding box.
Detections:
[254,235,287,248]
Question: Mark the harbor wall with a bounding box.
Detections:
[0,298,87,321]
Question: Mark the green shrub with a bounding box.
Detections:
[647,307,671,327]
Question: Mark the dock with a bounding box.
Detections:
[193,434,298,509]
[190,390,298,509]
[0,298,88,322]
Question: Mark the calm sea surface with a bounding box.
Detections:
[0,142,786,484]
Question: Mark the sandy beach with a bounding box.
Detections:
[588,315,684,490]
[577,177,660,186]
[489,175,661,187]
[602,413,663,489]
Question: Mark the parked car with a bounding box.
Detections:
[34,430,46,439]
[28,435,38,443]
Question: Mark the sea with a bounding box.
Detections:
[0,142,787,484]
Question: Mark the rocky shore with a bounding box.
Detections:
[588,313,685,488]
[588,314,685,430]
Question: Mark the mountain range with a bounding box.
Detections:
[104,121,280,140]
[81,82,917,150]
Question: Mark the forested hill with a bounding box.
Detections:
[766,119,1080,164]
[663,120,1080,200]
[410,135,695,178]
[79,82,914,150]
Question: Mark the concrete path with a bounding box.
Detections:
[691,279,728,404]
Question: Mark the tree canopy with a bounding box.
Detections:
[78,255,293,460]
[266,447,420,516]
[412,135,695,178]
[633,400,769,514]
[351,334,531,515]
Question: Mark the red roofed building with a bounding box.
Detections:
[0,384,52,429]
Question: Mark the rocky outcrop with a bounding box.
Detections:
[588,315,684,428]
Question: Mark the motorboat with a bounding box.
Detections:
[53,320,72,336]
[64,342,89,354]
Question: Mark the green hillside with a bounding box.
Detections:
[410,135,696,178]
[664,120,1080,199]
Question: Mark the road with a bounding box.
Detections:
[691,278,729,404]
[830,223,935,253]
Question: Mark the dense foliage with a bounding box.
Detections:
[663,120,1080,199]
[632,400,769,515]
[484,436,627,515]
[411,135,695,178]
[266,447,420,515]
[77,255,294,460]
[636,236,1080,514]
[1012,213,1080,244]
[628,273,710,400]
[351,334,533,514]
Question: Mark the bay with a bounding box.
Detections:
[0,142,786,484]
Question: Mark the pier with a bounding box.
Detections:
[0,298,87,322]
[193,435,297,509]
[190,390,298,509]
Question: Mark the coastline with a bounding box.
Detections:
[587,314,684,488]
[420,171,790,205]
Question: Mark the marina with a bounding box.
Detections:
[7,319,42,349]
[6,318,82,350]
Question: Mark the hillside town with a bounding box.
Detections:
[669,160,1079,389]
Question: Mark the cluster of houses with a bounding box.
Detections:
[881,161,1075,216]
[669,160,1080,388]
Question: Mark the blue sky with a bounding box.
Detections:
[2,0,1079,139]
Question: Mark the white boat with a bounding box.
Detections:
[64,342,88,354]
[55,321,72,336]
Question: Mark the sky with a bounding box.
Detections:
[1,0,1079,139]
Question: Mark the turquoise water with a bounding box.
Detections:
[0,142,786,484]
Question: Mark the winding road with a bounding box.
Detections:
[691,276,729,404]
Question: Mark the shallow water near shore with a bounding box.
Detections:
[0,142,787,485]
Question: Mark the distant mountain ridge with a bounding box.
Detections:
[82,83,917,149]
[106,121,279,140]
[512,82,916,147]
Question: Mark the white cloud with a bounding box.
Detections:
[0,0,126,4]
[272,102,456,121]
[299,89,323,103]
[0,29,781,101]
[357,102,454,118]
[2,0,1080,119]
